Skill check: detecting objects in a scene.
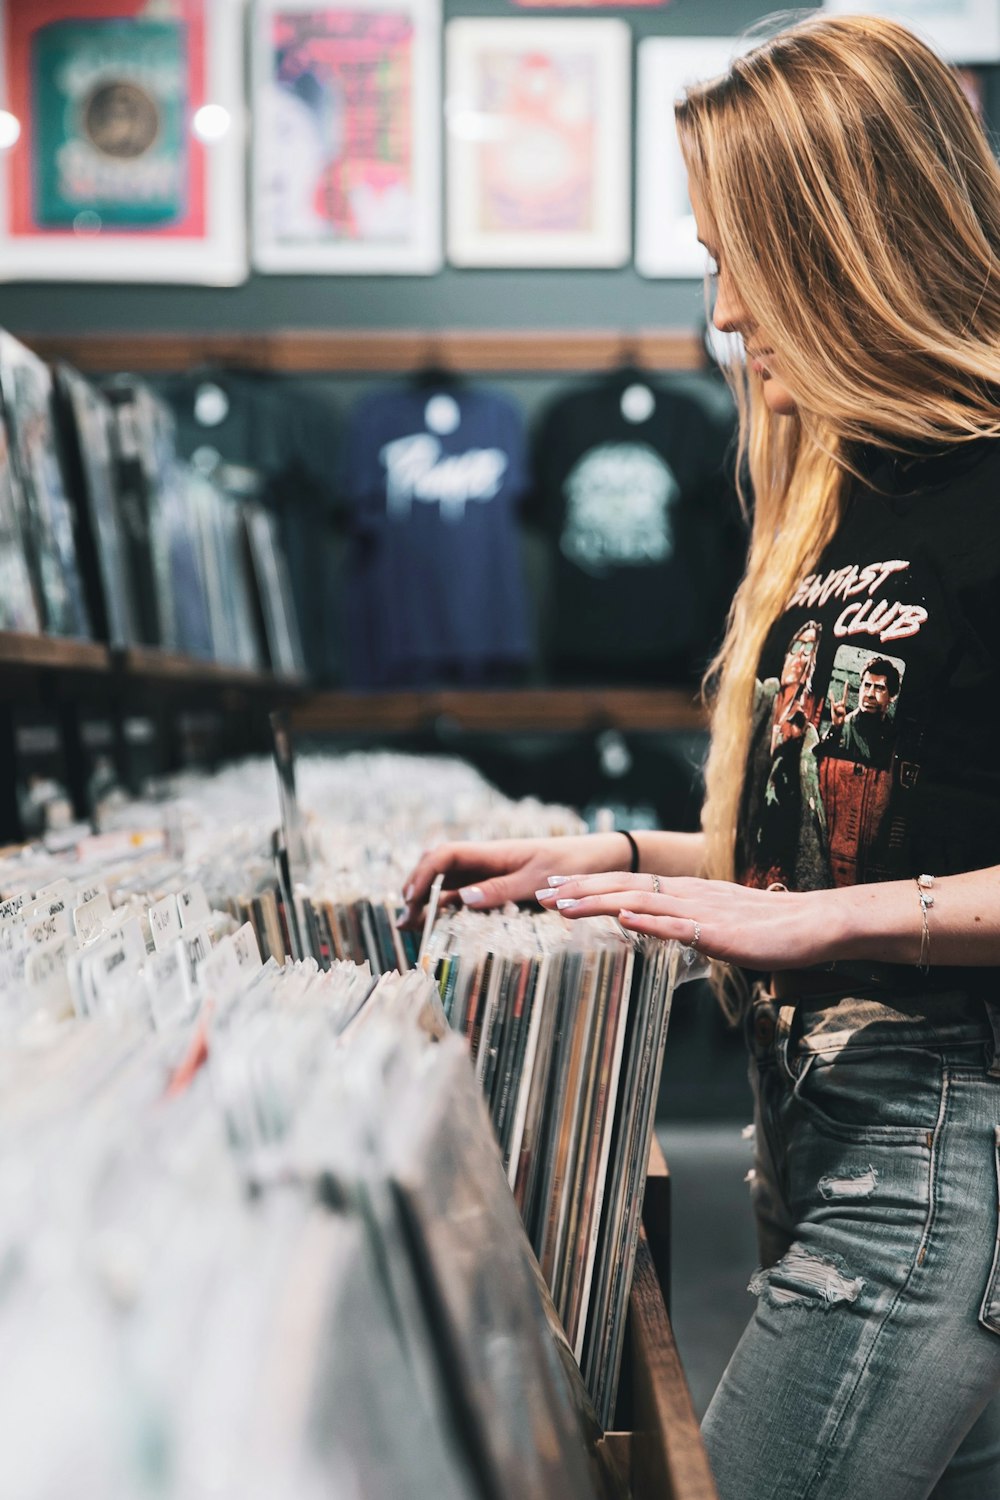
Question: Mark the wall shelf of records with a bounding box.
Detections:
[0,323,311,843]
[0,327,308,679]
[0,746,717,1500]
[23,327,707,376]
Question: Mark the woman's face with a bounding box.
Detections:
[689,180,798,417]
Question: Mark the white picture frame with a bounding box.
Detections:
[252,0,442,276]
[821,1,1000,65]
[635,36,749,281]
[446,17,631,269]
[0,0,247,286]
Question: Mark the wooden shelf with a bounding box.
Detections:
[292,688,709,736]
[0,632,305,696]
[608,1231,719,1500]
[0,631,110,673]
[116,646,304,691]
[22,327,707,376]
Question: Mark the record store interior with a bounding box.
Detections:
[2,1,999,1497]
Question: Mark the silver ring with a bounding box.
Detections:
[692,921,702,949]
[651,874,661,894]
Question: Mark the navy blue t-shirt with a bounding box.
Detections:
[341,383,532,687]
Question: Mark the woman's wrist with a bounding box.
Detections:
[820,881,920,965]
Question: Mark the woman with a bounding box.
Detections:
[402,15,1000,1496]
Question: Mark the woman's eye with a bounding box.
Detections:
[705,254,719,278]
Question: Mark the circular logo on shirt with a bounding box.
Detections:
[561,443,679,575]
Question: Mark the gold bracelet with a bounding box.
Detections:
[915,873,935,972]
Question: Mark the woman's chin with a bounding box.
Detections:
[760,374,798,416]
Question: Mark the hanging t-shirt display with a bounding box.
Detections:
[532,370,744,683]
[738,438,1000,905]
[341,382,532,688]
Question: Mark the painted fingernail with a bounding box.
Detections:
[404,884,415,902]
[619,910,636,921]
[547,875,573,887]
[556,898,580,910]
[459,886,485,906]
[535,889,556,902]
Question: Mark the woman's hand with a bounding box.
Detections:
[536,873,842,971]
[398,832,633,929]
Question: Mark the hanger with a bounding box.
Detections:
[410,337,464,391]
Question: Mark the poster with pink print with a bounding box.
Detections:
[446,19,630,268]
[253,0,441,274]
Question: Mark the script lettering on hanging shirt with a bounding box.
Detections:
[380,434,509,522]
[787,559,928,643]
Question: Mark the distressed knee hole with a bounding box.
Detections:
[748,1242,864,1309]
[818,1164,878,1201]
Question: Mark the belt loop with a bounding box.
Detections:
[985,1001,1000,1079]
[776,1003,802,1085]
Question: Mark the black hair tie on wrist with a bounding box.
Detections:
[621,830,640,873]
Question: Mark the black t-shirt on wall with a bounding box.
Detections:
[738,436,1000,903]
[532,371,745,683]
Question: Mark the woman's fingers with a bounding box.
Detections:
[402,841,504,904]
[399,840,542,926]
[536,872,704,907]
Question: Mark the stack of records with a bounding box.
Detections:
[0,749,688,1432]
[0,910,617,1497]
[424,909,680,1427]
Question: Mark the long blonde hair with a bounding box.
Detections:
[675,13,1000,1013]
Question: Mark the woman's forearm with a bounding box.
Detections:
[631,830,706,879]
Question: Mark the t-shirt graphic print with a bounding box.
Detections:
[738,438,1000,898]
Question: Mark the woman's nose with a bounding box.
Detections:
[712,275,750,337]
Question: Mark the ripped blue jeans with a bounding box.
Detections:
[702,988,1000,1500]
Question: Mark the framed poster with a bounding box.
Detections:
[636,37,747,280]
[0,0,246,284]
[252,0,442,275]
[446,18,631,269]
[821,2,1000,65]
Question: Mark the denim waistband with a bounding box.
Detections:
[747,983,997,1074]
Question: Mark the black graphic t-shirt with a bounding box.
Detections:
[532,371,745,683]
[738,437,1000,966]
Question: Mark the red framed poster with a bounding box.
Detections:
[0,0,246,283]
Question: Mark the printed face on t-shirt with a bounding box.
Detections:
[858,671,893,717]
[780,625,818,688]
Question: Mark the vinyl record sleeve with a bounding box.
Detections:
[54,363,140,647]
[245,502,306,677]
[0,331,90,638]
[0,401,41,633]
